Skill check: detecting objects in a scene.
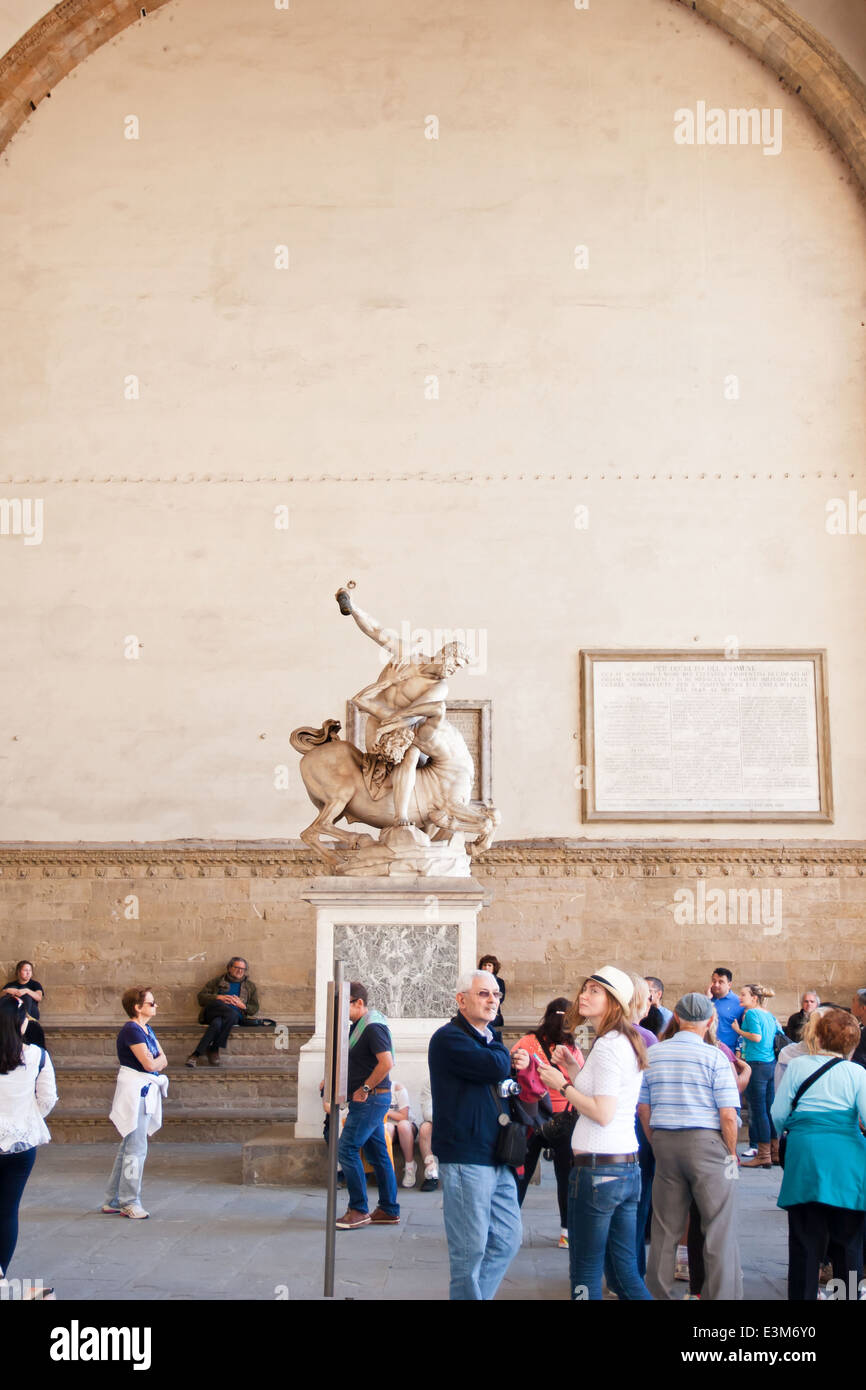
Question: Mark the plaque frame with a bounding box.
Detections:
[345,698,492,806]
[579,649,833,823]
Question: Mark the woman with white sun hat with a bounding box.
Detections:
[537,964,652,1301]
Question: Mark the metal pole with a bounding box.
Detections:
[323,959,343,1298]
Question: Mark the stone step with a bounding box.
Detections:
[42,1023,312,1063]
[49,1108,297,1144]
[51,1063,297,1109]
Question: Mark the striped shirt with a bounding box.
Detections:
[638,1032,740,1131]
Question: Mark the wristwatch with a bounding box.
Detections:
[362,1083,372,1095]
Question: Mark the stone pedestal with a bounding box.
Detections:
[293,876,488,1138]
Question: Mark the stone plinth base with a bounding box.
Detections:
[242,1125,329,1186]
[295,875,487,1137]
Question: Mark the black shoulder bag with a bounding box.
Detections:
[489,1086,528,1168]
[778,1057,842,1168]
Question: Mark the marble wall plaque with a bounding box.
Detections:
[580,650,832,821]
[333,923,459,1018]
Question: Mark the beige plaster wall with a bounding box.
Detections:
[0,0,864,842]
[0,1,49,59]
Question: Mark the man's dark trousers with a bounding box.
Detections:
[338,1091,400,1217]
[194,1002,243,1056]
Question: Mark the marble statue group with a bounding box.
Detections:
[290,586,499,874]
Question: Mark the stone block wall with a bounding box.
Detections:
[1,841,862,1028]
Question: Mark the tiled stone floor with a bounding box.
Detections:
[10,1142,789,1301]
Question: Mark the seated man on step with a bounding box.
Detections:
[187,956,260,1068]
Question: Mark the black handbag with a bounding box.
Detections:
[540,1103,577,1147]
[536,1035,577,1147]
[778,1057,842,1168]
[490,1086,528,1168]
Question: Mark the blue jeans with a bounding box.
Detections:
[338,1093,399,1217]
[568,1161,653,1301]
[104,1096,149,1209]
[440,1164,523,1300]
[744,1061,775,1145]
[635,1127,655,1278]
[0,1146,37,1275]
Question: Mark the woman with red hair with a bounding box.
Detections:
[771,1008,866,1300]
[537,965,652,1301]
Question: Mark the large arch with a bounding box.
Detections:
[1,0,865,195]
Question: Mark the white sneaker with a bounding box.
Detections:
[120,1204,149,1219]
[741,1147,758,1159]
[401,1161,417,1189]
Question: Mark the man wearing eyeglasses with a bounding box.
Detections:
[428,970,529,1299]
[335,982,401,1230]
[188,957,259,1068]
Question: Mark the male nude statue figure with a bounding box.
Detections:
[337,588,471,828]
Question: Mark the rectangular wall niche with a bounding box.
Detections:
[334,923,459,1018]
[346,699,492,804]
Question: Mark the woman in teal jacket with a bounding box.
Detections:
[771,1008,866,1302]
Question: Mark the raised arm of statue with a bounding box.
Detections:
[336,588,410,659]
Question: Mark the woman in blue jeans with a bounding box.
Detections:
[539,964,652,1301]
[733,982,781,1170]
[0,998,57,1295]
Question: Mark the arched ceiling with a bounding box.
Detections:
[0,0,865,198]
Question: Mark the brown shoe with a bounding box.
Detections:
[369,1207,400,1226]
[206,1049,221,1067]
[770,1138,781,1166]
[336,1209,371,1230]
[741,1142,772,1169]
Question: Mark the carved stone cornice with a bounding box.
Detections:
[477,841,866,875]
[0,840,863,877]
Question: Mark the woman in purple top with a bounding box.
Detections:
[629,975,658,1277]
[102,987,167,1219]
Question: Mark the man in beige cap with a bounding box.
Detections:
[638,992,743,1300]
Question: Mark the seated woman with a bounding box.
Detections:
[2,962,45,1049]
[385,1078,420,1188]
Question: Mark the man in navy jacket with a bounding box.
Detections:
[428,970,529,1299]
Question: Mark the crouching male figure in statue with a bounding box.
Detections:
[428,970,529,1299]
[336,982,401,1229]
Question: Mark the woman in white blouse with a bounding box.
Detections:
[0,998,57,1290]
[538,964,652,1301]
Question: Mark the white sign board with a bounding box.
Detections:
[581,652,832,821]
